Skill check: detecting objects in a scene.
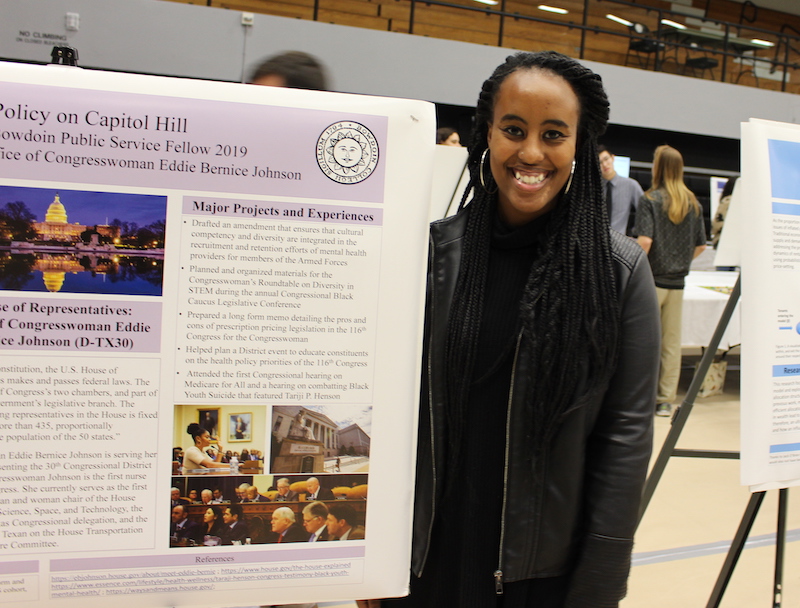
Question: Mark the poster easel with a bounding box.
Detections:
[637,274,789,607]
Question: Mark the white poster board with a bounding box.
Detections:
[0,62,434,606]
[740,118,800,491]
[428,145,467,222]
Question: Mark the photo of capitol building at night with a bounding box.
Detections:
[32,192,121,244]
[0,185,167,296]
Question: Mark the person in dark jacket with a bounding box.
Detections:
[273,477,299,502]
[270,507,307,543]
[390,51,660,608]
[170,504,202,545]
[220,504,250,545]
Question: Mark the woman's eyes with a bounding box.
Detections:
[502,125,524,137]
[501,126,566,141]
[543,129,566,140]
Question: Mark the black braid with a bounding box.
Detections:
[444,51,619,468]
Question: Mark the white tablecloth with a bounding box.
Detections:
[681,271,740,349]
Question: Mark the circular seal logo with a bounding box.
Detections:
[316,121,379,184]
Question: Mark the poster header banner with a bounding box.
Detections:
[0,82,387,202]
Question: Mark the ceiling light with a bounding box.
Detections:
[661,19,687,29]
[538,5,568,14]
[750,38,775,47]
[606,14,633,27]
[473,0,498,5]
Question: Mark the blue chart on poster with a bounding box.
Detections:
[768,139,800,201]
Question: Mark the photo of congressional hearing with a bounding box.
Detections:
[0,185,166,295]
[173,404,266,475]
[270,405,371,474]
[169,472,368,546]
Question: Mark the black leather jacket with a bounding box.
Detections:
[411,209,659,607]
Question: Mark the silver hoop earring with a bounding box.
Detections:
[479,148,497,194]
[564,159,576,194]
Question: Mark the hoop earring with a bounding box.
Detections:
[479,148,497,194]
[564,159,576,194]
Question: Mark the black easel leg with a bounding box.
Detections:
[706,491,766,608]
[638,278,741,525]
[774,489,788,607]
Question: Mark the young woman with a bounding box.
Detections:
[184,423,229,473]
[436,126,461,147]
[395,51,660,608]
[201,506,224,543]
[635,144,706,417]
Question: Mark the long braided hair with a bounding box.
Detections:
[443,51,619,463]
[647,144,701,224]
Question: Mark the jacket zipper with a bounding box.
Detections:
[495,332,524,595]
[420,236,437,574]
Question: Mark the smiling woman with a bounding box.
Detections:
[387,52,661,608]
[486,69,579,225]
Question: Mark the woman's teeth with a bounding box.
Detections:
[515,171,545,185]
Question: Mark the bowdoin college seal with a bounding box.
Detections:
[316,121,379,184]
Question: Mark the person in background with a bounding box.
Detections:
[201,506,225,541]
[274,478,299,502]
[236,483,251,502]
[199,489,213,505]
[302,501,330,542]
[245,486,270,503]
[326,503,365,540]
[598,144,644,236]
[170,487,188,507]
[249,50,329,90]
[170,504,202,544]
[305,477,334,501]
[436,127,461,147]
[388,51,659,608]
[635,144,706,418]
[270,507,307,543]
[220,504,250,545]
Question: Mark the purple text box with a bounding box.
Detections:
[50,545,365,571]
[182,197,384,226]
[0,561,39,575]
[0,297,162,353]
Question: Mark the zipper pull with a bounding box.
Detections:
[494,569,504,594]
